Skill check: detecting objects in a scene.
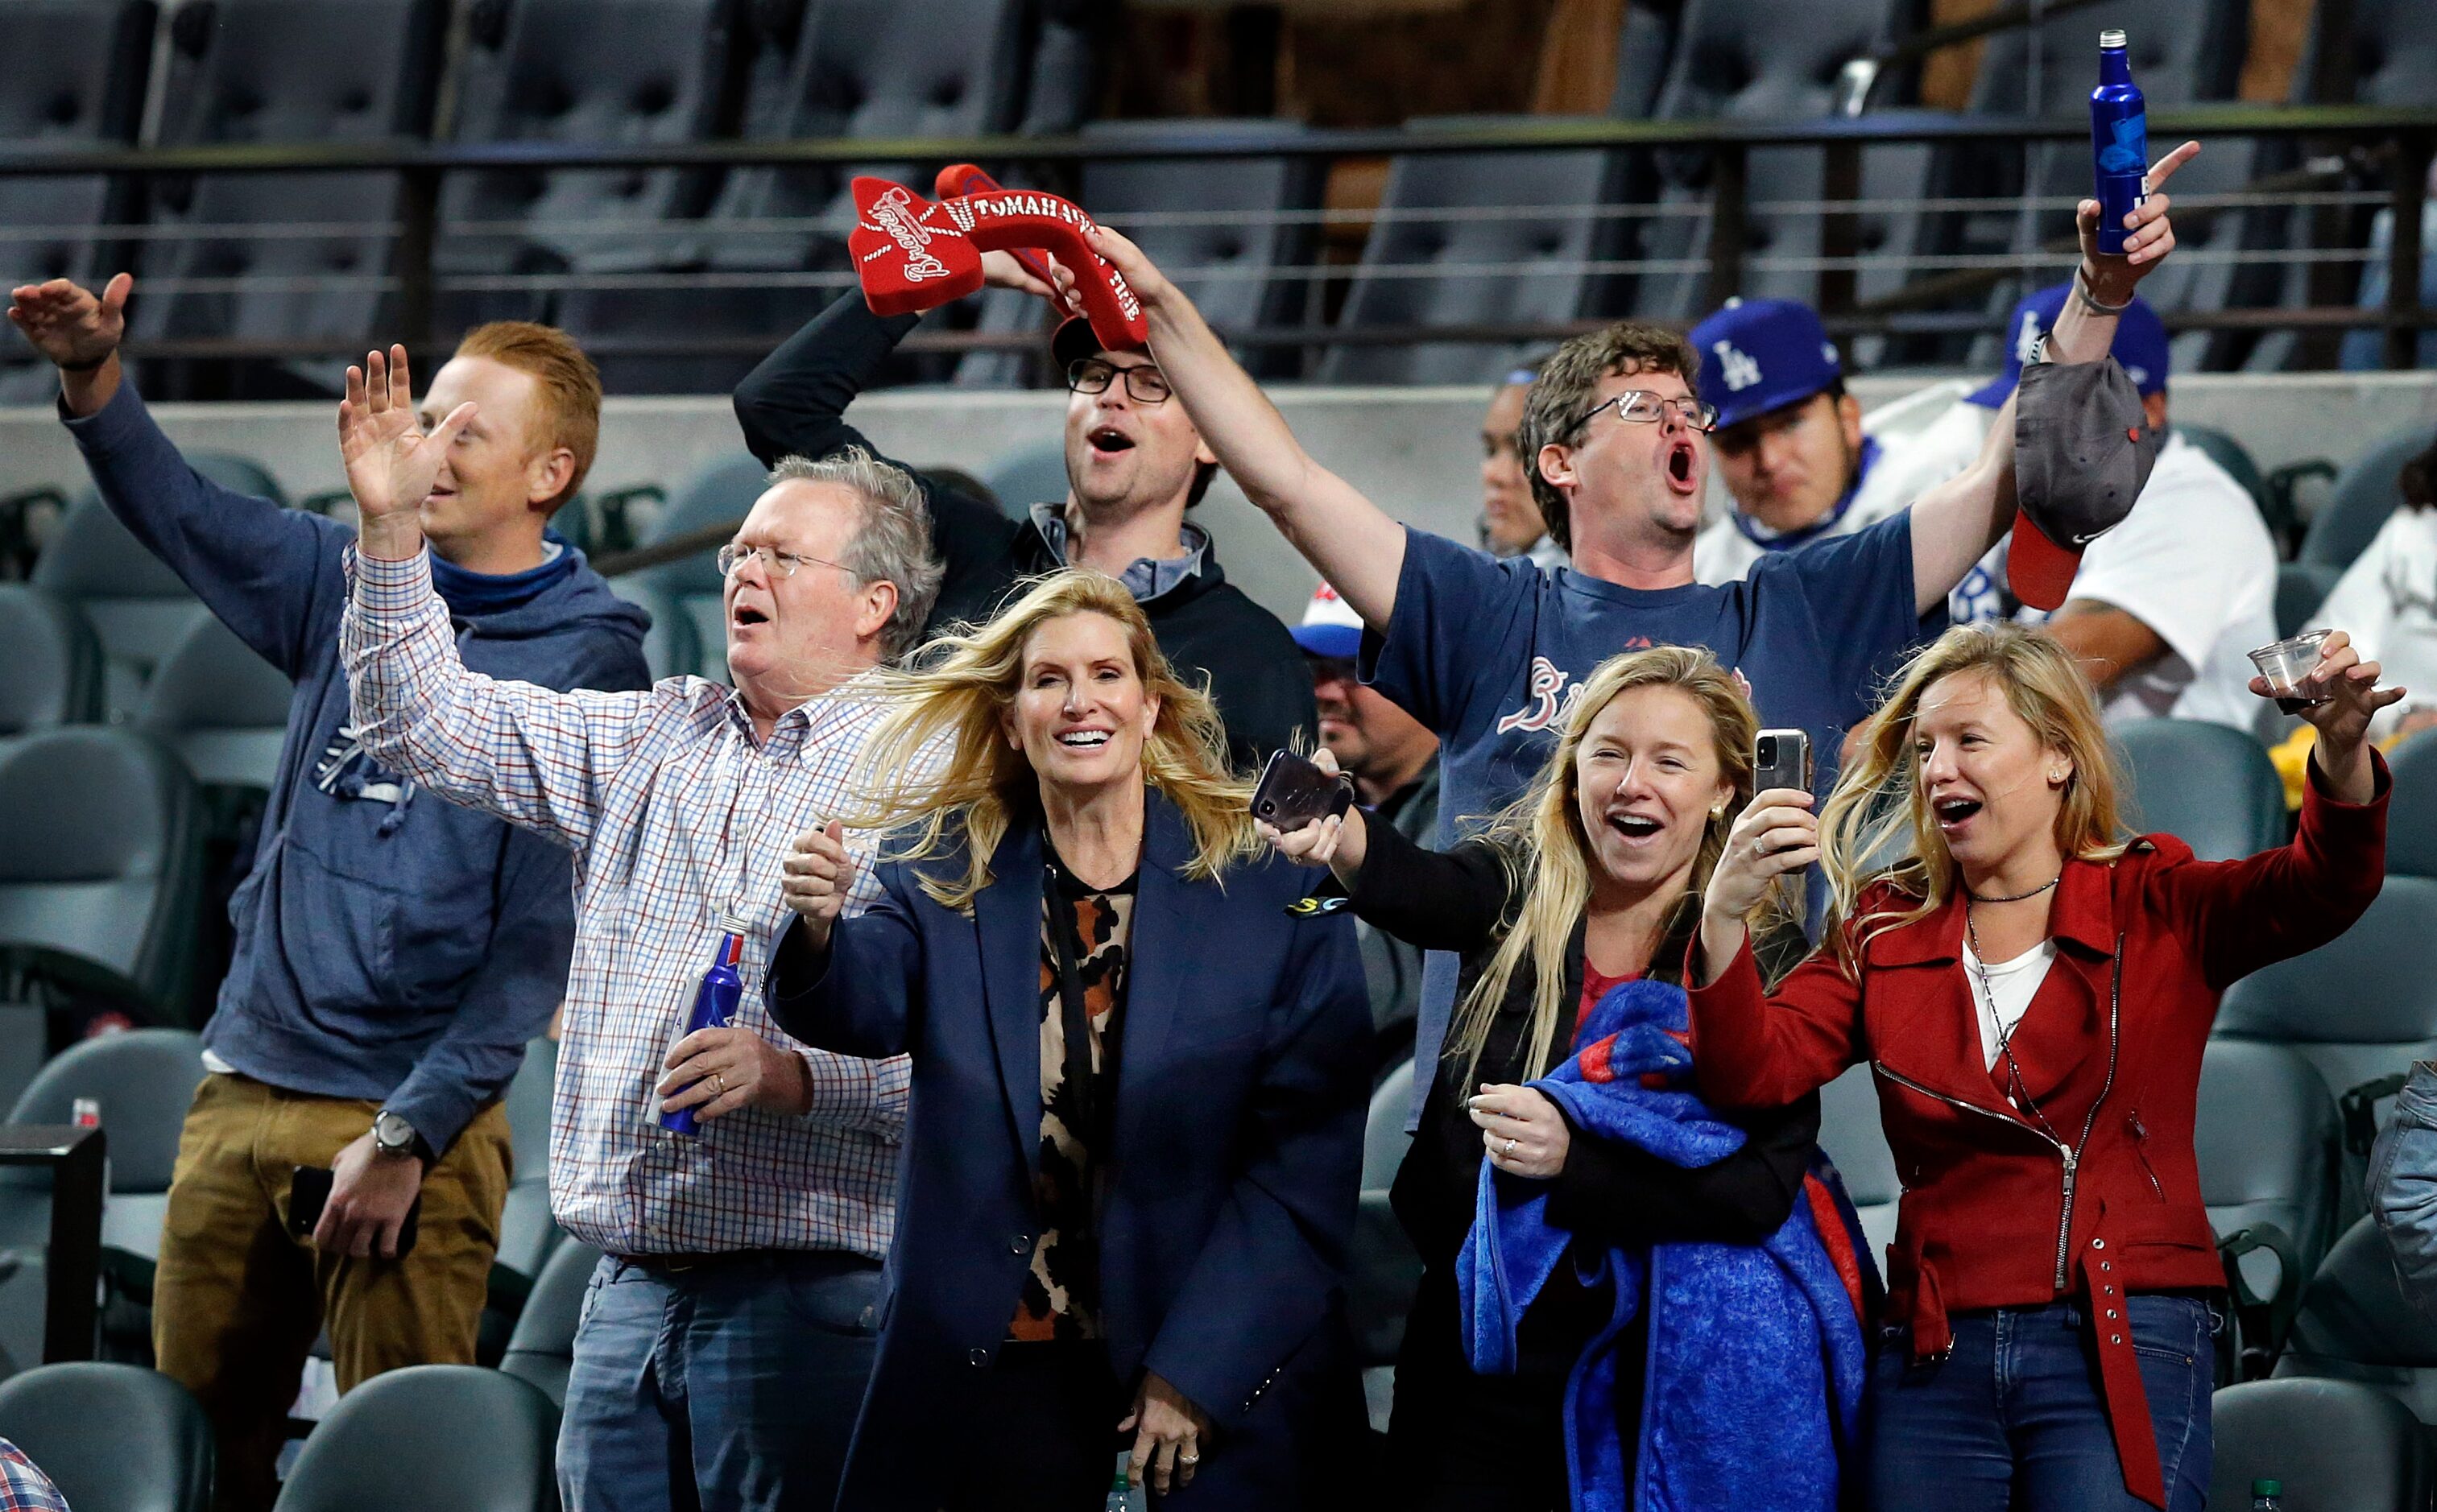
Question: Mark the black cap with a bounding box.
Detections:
[1049,316,1104,376]
[2009,354,2163,610]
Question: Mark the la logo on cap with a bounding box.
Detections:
[1711,340,1762,392]
[2013,310,2044,365]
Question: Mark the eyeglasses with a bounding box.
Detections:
[1066,357,1173,406]
[714,543,854,580]
[1577,390,1719,434]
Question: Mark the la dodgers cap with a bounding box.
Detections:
[1689,298,1843,433]
[1968,281,2170,408]
[1292,581,1364,661]
[2009,354,2163,610]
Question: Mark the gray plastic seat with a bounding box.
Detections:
[2114,718,2288,863]
[0,589,102,739]
[1319,118,1624,386]
[2300,427,2430,572]
[1626,0,1930,327]
[2213,1377,2435,1510]
[499,1238,599,1407]
[495,1037,562,1285]
[2274,1215,2437,1423]
[2198,1039,2345,1326]
[979,440,1067,520]
[2386,733,2437,879]
[135,613,293,792]
[1817,1064,1899,1266]
[0,2,151,405]
[2276,561,2344,641]
[129,0,445,395]
[2217,877,2437,1134]
[641,454,768,683]
[0,729,206,1022]
[0,1361,213,1512]
[272,1365,559,1512]
[1351,1059,1420,1426]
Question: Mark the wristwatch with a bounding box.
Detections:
[372,1108,422,1160]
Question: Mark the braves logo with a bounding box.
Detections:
[859,185,952,283]
[1493,642,1708,735]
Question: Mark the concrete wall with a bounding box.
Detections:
[6,370,2434,623]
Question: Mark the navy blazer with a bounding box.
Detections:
[766,787,1372,1510]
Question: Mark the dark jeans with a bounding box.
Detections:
[1866,1295,2217,1512]
[558,1250,882,1512]
[945,1339,1127,1512]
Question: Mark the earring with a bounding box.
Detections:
[1709,803,1727,820]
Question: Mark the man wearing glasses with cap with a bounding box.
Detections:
[1064,140,2203,1121]
[733,255,1314,766]
[1881,283,2276,730]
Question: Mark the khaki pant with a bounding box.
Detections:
[152,1073,511,1510]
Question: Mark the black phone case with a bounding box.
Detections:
[289,1164,423,1258]
[1251,750,1355,829]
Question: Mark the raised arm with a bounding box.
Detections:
[1906,141,2201,615]
[1076,224,1408,630]
[337,347,653,853]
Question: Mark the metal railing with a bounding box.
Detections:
[2,102,2431,374]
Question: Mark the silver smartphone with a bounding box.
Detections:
[1754,728,1814,795]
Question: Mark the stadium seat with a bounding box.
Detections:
[2292,0,2437,109]
[499,1238,600,1407]
[979,440,1068,520]
[438,0,739,335]
[1318,118,1626,386]
[2198,1039,2346,1368]
[0,729,207,1024]
[1351,1060,1420,1431]
[1625,0,1930,328]
[496,1037,562,1286]
[2275,561,2344,640]
[130,0,446,397]
[0,1361,213,1512]
[2274,1215,2437,1423]
[0,1,151,407]
[2299,426,2429,572]
[272,1365,559,1512]
[0,588,103,739]
[135,613,292,794]
[2386,733,2437,879]
[561,0,1032,392]
[2114,718,2288,862]
[639,454,767,683]
[1817,1064,1898,1265]
[2217,876,2437,1167]
[2212,1377,2435,1510]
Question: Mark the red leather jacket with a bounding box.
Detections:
[1686,755,2389,1508]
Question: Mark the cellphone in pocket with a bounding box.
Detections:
[1251,749,1355,831]
[1754,729,1814,795]
[289,1164,422,1258]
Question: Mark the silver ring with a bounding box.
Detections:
[1504,1137,1518,1156]
[1179,1452,1200,1465]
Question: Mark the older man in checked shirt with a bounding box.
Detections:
[332,345,944,1512]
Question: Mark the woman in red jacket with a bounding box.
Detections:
[1688,621,2398,1512]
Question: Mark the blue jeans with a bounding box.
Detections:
[1866,1295,2216,1512]
[559,1251,883,1512]
[2370,1060,2437,1312]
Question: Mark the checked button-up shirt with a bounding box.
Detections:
[341,544,903,1258]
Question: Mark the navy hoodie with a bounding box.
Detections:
[64,382,652,1152]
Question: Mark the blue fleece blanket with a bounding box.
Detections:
[1457,978,1875,1512]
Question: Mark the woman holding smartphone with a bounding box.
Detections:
[1264,646,1847,1512]
[1690,621,2397,1511]
[764,569,1371,1511]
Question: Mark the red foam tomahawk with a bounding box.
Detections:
[849,163,1148,354]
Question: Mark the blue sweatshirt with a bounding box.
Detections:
[64,382,652,1151]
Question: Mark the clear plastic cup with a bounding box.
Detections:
[2249,630,2332,713]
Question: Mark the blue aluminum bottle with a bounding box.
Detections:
[2091,29,2147,255]
[660,911,751,1136]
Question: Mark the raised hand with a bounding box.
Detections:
[2249,629,2404,804]
[338,345,471,541]
[2079,139,2200,305]
[1078,221,1175,313]
[6,273,133,414]
[979,247,1058,301]
[780,820,854,950]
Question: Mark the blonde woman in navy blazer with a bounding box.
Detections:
[767,570,1371,1511]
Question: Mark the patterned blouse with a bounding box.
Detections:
[1007,853,1139,1341]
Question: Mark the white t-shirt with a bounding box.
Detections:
[1880,400,2279,730]
[2307,505,2437,741]
[1962,936,2058,1072]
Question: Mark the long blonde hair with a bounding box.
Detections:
[1820,621,2131,974]
[842,570,1260,912]
[1449,645,1761,1084]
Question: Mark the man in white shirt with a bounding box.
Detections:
[1905,284,2278,729]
